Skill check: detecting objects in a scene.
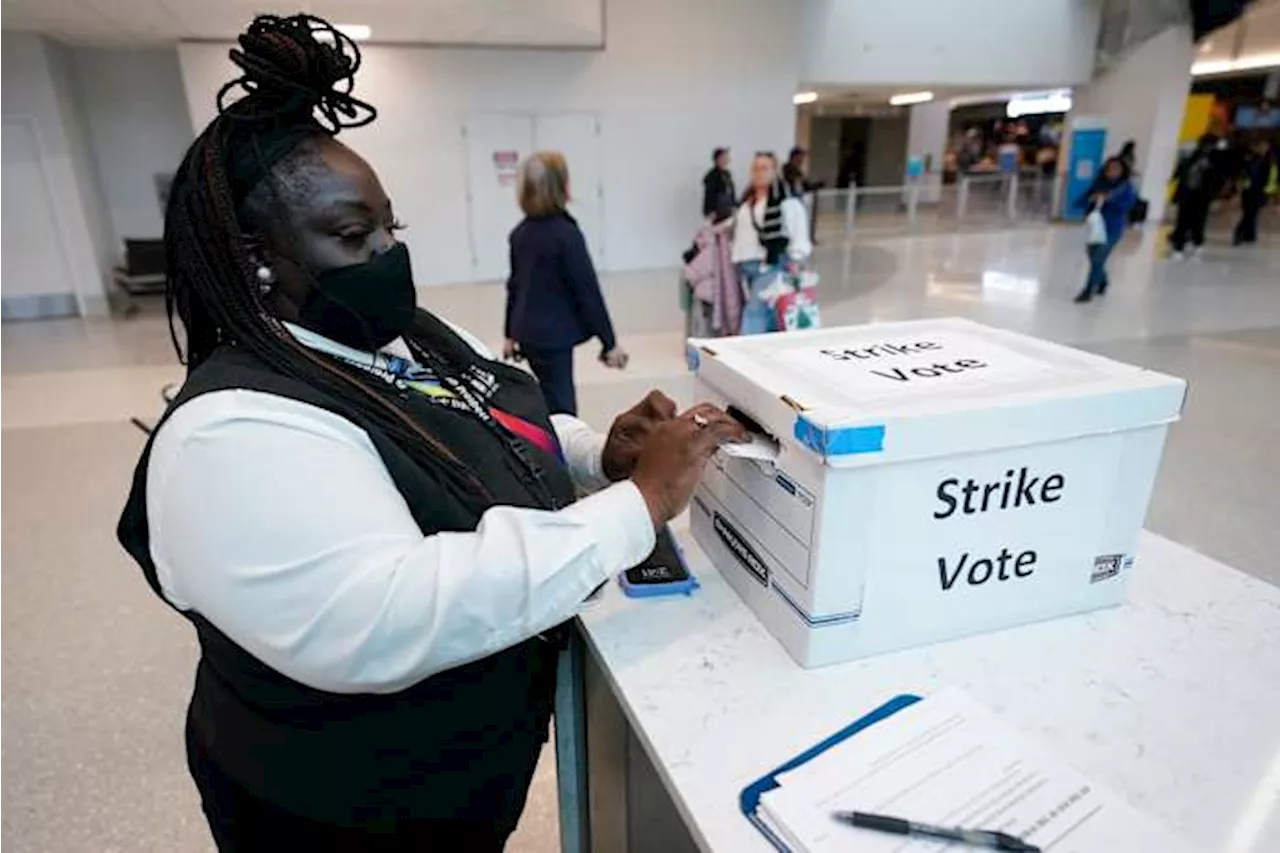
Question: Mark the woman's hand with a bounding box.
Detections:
[602,346,629,370]
[502,338,522,362]
[602,390,677,481]
[630,403,746,528]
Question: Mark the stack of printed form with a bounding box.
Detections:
[756,690,1192,852]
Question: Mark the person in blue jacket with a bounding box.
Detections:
[1074,156,1137,304]
[505,151,627,415]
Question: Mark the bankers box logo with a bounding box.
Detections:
[713,512,769,587]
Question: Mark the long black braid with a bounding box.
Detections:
[164,13,489,503]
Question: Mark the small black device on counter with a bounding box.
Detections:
[619,526,699,598]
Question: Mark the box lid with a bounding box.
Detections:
[690,318,1186,467]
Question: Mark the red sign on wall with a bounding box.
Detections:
[493,150,519,186]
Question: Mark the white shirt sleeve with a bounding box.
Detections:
[781,196,812,260]
[551,413,610,491]
[146,389,655,695]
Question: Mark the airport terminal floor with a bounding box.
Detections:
[3,219,1279,850]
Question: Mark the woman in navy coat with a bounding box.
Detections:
[504,151,627,416]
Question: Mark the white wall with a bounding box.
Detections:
[802,0,1102,88]
[1067,25,1194,225]
[44,41,115,279]
[68,48,193,245]
[177,0,801,286]
[1,33,111,315]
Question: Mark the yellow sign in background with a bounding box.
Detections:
[1179,94,1216,142]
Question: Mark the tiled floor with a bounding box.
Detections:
[3,220,1279,851]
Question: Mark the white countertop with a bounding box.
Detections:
[578,529,1280,852]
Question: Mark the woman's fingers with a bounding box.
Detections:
[637,390,677,421]
[620,391,676,437]
[630,406,750,527]
[680,402,723,423]
[700,416,748,450]
[681,404,748,449]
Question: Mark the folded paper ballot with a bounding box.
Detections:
[755,690,1192,853]
[717,434,780,464]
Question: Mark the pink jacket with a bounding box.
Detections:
[683,224,741,335]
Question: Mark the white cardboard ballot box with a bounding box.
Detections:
[687,318,1186,668]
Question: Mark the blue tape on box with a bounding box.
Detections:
[685,343,701,372]
[793,415,885,457]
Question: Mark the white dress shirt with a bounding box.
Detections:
[730,195,813,264]
[146,321,655,695]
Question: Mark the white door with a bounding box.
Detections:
[2,118,73,315]
[534,113,604,266]
[463,113,534,282]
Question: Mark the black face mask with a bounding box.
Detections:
[300,242,417,350]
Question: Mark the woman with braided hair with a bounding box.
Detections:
[117,14,743,849]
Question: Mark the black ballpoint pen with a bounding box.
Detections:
[833,810,1041,852]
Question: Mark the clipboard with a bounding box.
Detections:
[738,694,923,852]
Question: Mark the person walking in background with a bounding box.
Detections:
[1115,138,1149,226]
[1117,139,1137,173]
[1169,134,1222,260]
[731,152,812,333]
[782,146,823,244]
[1074,156,1136,303]
[1233,138,1276,246]
[782,146,811,197]
[957,128,984,175]
[505,151,626,416]
[702,147,736,220]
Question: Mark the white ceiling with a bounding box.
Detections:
[0,0,604,47]
[1195,0,1280,70]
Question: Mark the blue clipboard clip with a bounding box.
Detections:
[739,694,924,852]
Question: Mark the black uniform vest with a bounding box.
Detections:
[117,314,577,829]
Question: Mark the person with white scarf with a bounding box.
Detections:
[730,152,812,334]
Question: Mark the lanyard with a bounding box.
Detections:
[383,357,561,460]
[384,350,563,511]
[319,343,563,510]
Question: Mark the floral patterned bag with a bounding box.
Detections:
[772,270,821,331]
